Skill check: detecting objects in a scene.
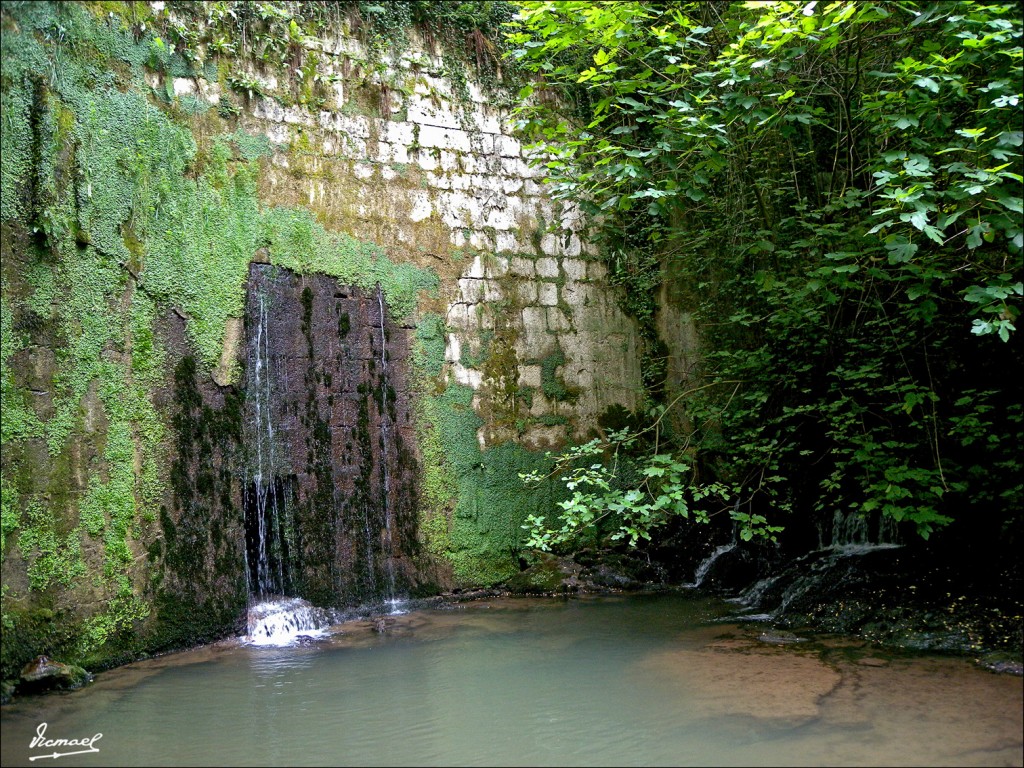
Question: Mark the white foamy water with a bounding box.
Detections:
[245,597,333,646]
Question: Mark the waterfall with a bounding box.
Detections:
[246,597,332,646]
[238,265,417,635]
[246,289,287,597]
[376,284,403,613]
[728,543,904,623]
[682,542,737,588]
[829,507,901,551]
[242,267,331,642]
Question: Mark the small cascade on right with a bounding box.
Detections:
[828,506,901,553]
[682,542,737,589]
[730,507,906,622]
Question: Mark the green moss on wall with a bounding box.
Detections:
[530,344,580,405]
[0,0,440,674]
[0,0,552,677]
[413,314,559,585]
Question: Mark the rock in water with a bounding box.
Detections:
[19,655,92,692]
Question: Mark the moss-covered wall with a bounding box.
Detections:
[0,1,642,681]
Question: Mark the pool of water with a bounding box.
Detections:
[1,593,1021,767]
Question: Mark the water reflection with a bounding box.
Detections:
[1,594,1020,767]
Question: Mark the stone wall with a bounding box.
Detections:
[0,2,645,680]
[153,26,643,448]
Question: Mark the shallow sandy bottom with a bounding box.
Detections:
[1,595,1021,767]
[636,625,1024,766]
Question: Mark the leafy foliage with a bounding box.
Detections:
[521,427,782,552]
[509,1,1023,544]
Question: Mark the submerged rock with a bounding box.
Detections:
[758,630,808,645]
[505,550,668,595]
[505,554,580,594]
[977,653,1023,676]
[18,655,92,693]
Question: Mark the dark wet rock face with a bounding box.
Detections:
[728,544,1023,666]
[505,550,668,595]
[242,265,421,608]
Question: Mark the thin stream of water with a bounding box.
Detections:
[376,284,397,605]
[1,594,1020,767]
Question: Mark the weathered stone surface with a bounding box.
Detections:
[18,655,92,692]
[242,265,422,607]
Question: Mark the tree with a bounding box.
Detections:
[510,1,1023,550]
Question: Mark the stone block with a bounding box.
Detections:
[536,257,559,278]
[419,124,472,152]
[483,280,503,302]
[500,156,531,177]
[468,230,494,250]
[495,134,523,157]
[495,231,522,253]
[538,282,559,306]
[427,173,452,190]
[540,233,561,256]
[517,281,538,303]
[484,255,510,278]
[255,97,285,123]
[562,259,587,281]
[440,150,459,173]
[471,174,504,194]
[407,95,461,129]
[384,121,415,145]
[416,150,439,172]
[546,307,572,331]
[449,173,472,191]
[473,303,496,330]
[469,133,495,155]
[560,281,584,307]
[485,207,515,231]
[342,135,367,157]
[465,255,486,279]
[460,153,481,174]
[266,123,289,145]
[518,365,542,389]
[510,256,535,277]
[472,109,502,134]
[445,333,462,363]
[409,192,432,222]
[173,77,195,96]
[446,303,473,329]
[520,307,550,349]
[451,362,483,389]
[587,261,609,281]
